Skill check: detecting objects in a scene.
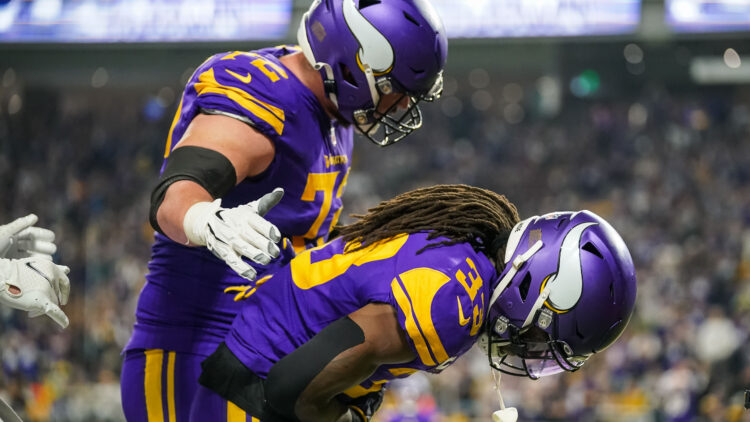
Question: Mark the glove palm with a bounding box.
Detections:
[0,257,71,328]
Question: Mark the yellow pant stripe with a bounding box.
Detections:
[227,401,246,422]
[166,351,176,422]
[144,349,164,422]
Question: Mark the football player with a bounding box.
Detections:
[0,213,70,329]
[121,0,448,420]
[190,184,637,421]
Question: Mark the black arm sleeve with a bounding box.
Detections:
[148,146,237,235]
[264,316,366,420]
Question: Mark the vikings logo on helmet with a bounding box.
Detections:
[341,0,394,75]
[543,221,597,312]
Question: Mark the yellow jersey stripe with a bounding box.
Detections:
[342,380,386,398]
[292,235,408,290]
[221,51,246,61]
[195,68,285,135]
[163,97,185,158]
[227,401,246,422]
[388,367,419,377]
[391,278,435,366]
[144,349,164,422]
[397,268,452,364]
[166,351,176,422]
[291,236,307,254]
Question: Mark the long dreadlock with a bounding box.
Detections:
[338,184,520,261]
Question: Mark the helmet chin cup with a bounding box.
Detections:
[492,408,518,422]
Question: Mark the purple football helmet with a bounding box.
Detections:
[479,210,637,379]
[297,0,448,146]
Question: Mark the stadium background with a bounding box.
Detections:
[1,0,750,420]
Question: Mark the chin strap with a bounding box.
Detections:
[362,64,380,111]
[484,241,545,422]
[492,370,506,409]
[317,63,338,107]
[491,370,519,422]
[521,274,556,329]
[487,240,543,317]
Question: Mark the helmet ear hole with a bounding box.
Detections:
[339,63,358,87]
[582,242,603,259]
[409,66,425,76]
[359,0,381,9]
[403,11,421,26]
[518,272,532,302]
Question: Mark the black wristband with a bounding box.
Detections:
[149,146,237,234]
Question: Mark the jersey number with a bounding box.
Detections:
[291,169,350,252]
[455,258,485,336]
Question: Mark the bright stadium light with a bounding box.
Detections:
[0,0,292,42]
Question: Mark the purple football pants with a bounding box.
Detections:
[121,349,204,422]
[121,349,256,421]
[190,385,258,422]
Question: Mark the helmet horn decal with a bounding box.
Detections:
[342,0,395,74]
[545,222,598,311]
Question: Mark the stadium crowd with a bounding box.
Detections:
[1,66,749,421]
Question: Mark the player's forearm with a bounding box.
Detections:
[156,180,213,244]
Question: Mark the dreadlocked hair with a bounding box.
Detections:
[338,184,520,260]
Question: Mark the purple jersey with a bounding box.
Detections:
[127,46,354,355]
[225,232,496,400]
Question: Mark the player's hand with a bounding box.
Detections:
[342,389,384,421]
[0,214,57,259]
[183,188,284,281]
[0,257,71,328]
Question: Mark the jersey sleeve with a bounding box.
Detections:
[389,253,491,372]
[188,51,291,142]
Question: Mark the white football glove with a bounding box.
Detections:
[183,188,284,281]
[0,214,57,259]
[0,257,71,328]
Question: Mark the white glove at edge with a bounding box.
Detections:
[0,257,71,328]
[183,188,284,281]
[0,214,57,259]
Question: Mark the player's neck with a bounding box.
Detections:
[280,52,340,121]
